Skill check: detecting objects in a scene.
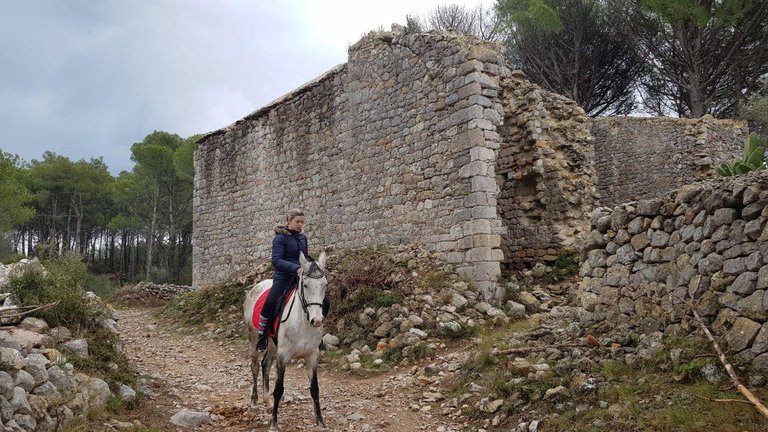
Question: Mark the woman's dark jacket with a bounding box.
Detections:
[272,225,308,281]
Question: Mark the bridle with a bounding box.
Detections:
[282,261,326,323]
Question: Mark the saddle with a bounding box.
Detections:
[251,284,296,338]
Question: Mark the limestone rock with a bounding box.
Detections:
[724,318,762,352]
[170,409,211,427]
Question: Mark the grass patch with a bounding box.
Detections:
[67,327,136,386]
[160,281,245,327]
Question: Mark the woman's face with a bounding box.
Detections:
[288,215,305,232]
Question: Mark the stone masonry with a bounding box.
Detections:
[578,171,768,372]
[194,29,746,299]
[591,116,745,207]
[195,31,510,299]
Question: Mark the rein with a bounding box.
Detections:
[281,261,325,323]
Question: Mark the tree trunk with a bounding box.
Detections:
[145,188,159,280]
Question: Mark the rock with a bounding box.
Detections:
[31,382,62,402]
[409,328,428,339]
[61,339,89,358]
[737,291,767,322]
[0,348,26,370]
[544,386,570,401]
[9,387,31,415]
[114,383,136,403]
[506,301,526,319]
[450,294,468,310]
[13,370,34,392]
[724,318,762,352]
[170,409,211,427]
[86,377,112,409]
[701,364,723,384]
[322,333,340,348]
[48,327,71,342]
[13,414,36,432]
[18,318,48,334]
[474,301,492,313]
[0,328,50,352]
[517,292,541,312]
[727,272,757,295]
[373,322,392,338]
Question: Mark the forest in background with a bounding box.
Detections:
[0,131,197,284]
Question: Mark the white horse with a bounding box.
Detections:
[243,252,328,432]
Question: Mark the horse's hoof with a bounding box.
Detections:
[269,426,279,432]
[249,403,259,413]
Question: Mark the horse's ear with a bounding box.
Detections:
[318,251,327,268]
[299,252,309,269]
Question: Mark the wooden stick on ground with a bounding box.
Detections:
[691,307,768,419]
[0,301,59,320]
[692,394,754,406]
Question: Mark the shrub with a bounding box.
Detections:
[1,253,24,265]
[716,132,767,176]
[7,252,99,329]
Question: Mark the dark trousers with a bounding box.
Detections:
[260,277,331,334]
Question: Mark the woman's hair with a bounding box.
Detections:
[286,208,304,222]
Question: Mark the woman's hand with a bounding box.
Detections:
[297,267,304,277]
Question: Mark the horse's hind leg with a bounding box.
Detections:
[307,351,326,428]
[270,356,287,432]
[248,333,260,411]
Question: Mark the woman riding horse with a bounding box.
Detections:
[256,209,329,351]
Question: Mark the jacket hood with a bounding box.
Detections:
[274,225,302,235]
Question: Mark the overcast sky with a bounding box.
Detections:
[0,0,493,174]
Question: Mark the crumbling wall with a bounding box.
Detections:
[496,73,597,272]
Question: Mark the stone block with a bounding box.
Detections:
[726,271,757,295]
[724,317,761,352]
[737,290,767,322]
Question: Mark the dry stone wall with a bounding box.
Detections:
[590,116,746,207]
[578,171,768,372]
[195,31,511,299]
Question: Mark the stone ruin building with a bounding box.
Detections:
[193,29,746,300]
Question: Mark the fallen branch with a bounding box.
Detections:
[692,394,753,406]
[690,307,768,419]
[0,301,59,320]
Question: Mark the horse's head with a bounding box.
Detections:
[299,251,327,328]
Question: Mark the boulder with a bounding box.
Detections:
[170,409,211,428]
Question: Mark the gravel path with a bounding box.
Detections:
[118,308,473,431]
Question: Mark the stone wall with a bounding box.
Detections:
[496,74,596,272]
[194,31,511,298]
[590,116,746,207]
[578,171,768,372]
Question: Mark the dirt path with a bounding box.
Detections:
[118,308,473,432]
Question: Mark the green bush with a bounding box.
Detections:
[0,253,24,265]
[7,252,99,329]
[373,292,400,308]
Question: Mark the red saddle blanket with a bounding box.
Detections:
[252,285,296,338]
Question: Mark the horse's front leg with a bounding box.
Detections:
[262,347,275,410]
[270,355,287,432]
[307,349,326,429]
